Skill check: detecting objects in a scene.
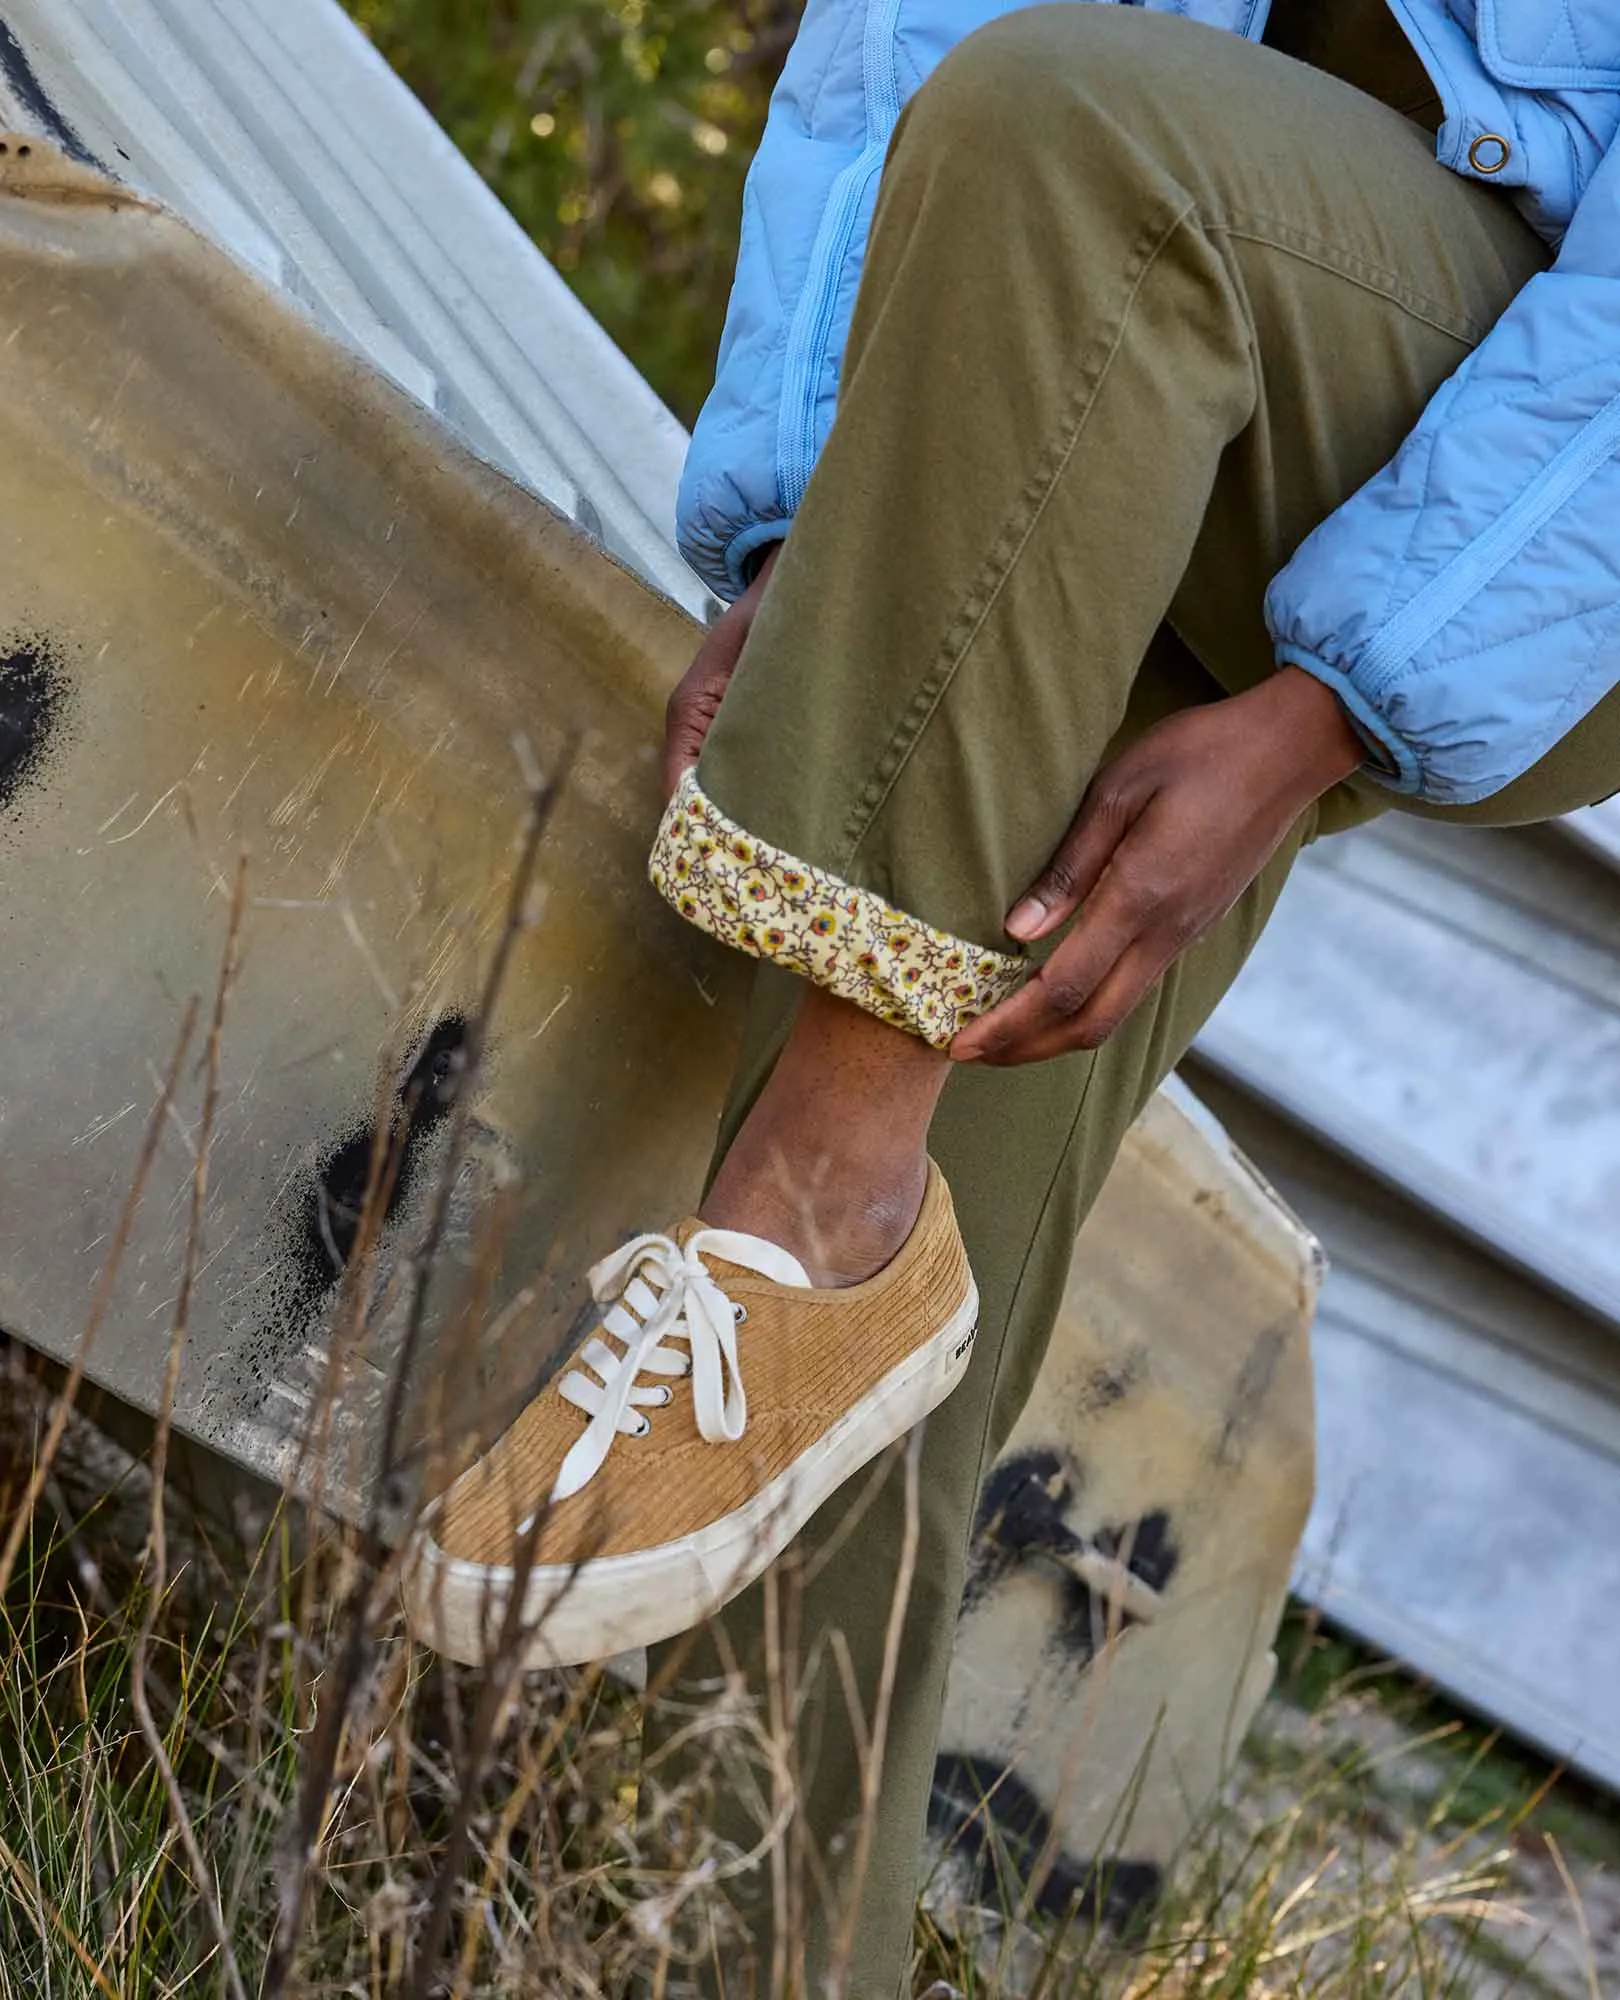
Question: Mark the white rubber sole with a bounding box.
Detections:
[402,1280,980,1669]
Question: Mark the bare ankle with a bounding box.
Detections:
[700,1144,926,1288]
[700,985,949,1285]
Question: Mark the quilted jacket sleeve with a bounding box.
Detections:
[1267,137,1620,805]
[675,0,893,599]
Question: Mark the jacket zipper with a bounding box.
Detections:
[1356,387,1620,695]
[777,0,904,515]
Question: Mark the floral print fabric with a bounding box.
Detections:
[649,770,1026,1049]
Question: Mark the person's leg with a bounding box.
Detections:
[643,8,1557,1991]
[645,634,1315,2000]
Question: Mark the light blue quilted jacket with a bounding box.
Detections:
[677,0,1620,805]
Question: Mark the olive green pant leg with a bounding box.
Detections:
[644,727,1312,2000]
[643,10,1612,1996]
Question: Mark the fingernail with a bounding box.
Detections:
[1007,896,1046,940]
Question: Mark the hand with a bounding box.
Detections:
[662,543,783,800]
[950,667,1364,1066]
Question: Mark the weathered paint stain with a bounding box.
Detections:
[963,1448,1180,1657]
[1213,1315,1293,1467]
[928,1751,1162,1926]
[0,25,101,168]
[1075,1350,1146,1416]
[1092,1508,1179,1595]
[293,1013,472,1304]
[0,634,70,816]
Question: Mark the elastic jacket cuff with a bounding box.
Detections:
[1275,644,1422,794]
[722,521,794,600]
[649,771,1026,1049]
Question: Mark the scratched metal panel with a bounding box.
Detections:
[1189,1075,1620,1791]
[1198,814,1620,1330]
[0,144,747,1502]
[0,0,707,619]
[930,1077,1320,1952]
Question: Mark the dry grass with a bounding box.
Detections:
[4,1342,1615,1998]
[2,792,1613,1998]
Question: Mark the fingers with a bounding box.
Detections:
[952,888,1132,1063]
[952,920,1179,1066]
[954,834,1196,1065]
[661,620,749,801]
[1005,773,1147,943]
[662,669,731,799]
[961,936,1176,1065]
[660,549,784,801]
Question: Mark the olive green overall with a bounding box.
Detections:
[645,3,1620,1991]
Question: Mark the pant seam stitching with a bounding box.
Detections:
[835,195,1203,874]
[1208,210,1492,343]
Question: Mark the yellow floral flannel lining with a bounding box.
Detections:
[649,770,1025,1049]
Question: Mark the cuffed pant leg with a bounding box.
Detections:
[645,647,1315,1998]
[663,7,1547,998]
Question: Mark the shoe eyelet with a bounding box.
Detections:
[732,1303,749,1324]
[633,1414,652,1438]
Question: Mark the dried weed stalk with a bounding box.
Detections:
[2,753,1603,2000]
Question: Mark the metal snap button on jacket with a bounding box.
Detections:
[1469,132,1512,174]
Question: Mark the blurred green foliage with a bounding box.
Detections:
[342,0,803,426]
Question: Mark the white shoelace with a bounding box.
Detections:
[544,1226,811,1508]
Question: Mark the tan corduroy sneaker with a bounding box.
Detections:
[403,1161,978,1669]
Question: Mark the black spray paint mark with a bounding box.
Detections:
[928,1752,1162,1927]
[0,635,70,816]
[1092,1509,1179,1595]
[291,1015,471,1304]
[964,1448,1073,1611]
[1074,1350,1146,1417]
[962,1448,1180,1659]
[0,23,101,168]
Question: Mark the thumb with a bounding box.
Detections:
[1006,778,1141,942]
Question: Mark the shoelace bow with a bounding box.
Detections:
[547,1227,809,1505]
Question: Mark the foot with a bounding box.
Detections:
[402,1162,978,1669]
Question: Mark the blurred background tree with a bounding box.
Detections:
[343,0,803,427]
